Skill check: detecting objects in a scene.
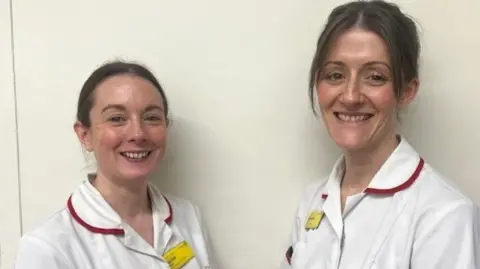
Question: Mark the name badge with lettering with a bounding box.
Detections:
[162,241,195,269]
[305,211,324,230]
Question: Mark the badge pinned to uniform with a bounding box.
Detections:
[305,211,324,231]
[162,240,195,269]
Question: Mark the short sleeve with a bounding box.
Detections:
[14,234,72,269]
[411,201,480,269]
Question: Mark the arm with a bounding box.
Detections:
[279,199,304,269]
[14,235,73,269]
[193,204,219,269]
[411,201,480,269]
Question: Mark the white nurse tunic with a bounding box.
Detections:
[280,137,480,269]
[14,179,216,269]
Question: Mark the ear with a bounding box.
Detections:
[73,121,93,152]
[397,78,419,109]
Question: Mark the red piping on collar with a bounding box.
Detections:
[321,157,424,199]
[163,195,173,223]
[67,194,173,235]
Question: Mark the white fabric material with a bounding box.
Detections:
[14,180,216,269]
[280,137,480,269]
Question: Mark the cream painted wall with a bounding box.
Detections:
[2,0,480,268]
[0,0,21,268]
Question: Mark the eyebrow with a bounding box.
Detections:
[144,104,164,113]
[101,104,125,113]
[324,60,391,70]
[101,104,164,113]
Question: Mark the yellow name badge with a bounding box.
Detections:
[162,241,195,269]
[305,211,324,230]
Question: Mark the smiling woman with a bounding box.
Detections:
[14,61,217,269]
[75,68,169,186]
[280,1,480,269]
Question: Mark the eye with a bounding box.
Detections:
[366,72,389,85]
[145,116,160,121]
[326,72,344,81]
[144,114,165,123]
[370,74,385,81]
[109,116,125,122]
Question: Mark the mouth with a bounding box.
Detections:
[334,112,374,123]
[120,151,153,161]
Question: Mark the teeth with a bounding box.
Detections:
[122,151,150,159]
[337,113,370,122]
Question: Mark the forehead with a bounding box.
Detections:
[327,28,390,64]
[92,74,163,109]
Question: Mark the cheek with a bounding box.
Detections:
[94,128,124,150]
[369,88,398,116]
[316,83,337,108]
[148,127,168,144]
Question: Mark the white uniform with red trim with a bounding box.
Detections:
[14,179,216,269]
[280,137,480,269]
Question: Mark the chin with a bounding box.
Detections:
[330,132,370,152]
[335,140,367,152]
[116,167,154,182]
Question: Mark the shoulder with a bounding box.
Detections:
[21,207,77,245]
[408,163,480,266]
[15,208,75,268]
[416,162,476,211]
[413,162,479,232]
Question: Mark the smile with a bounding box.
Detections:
[120,151,152,160]
[334,112,373,122]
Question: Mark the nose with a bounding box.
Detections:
[125,118,147,142]
[339,77,363,107]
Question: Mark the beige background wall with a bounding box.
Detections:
[0,0,21,267]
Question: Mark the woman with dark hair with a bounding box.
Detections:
[281,1,479,268]
[15,60,216,269]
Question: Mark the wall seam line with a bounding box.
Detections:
[9,0,24,236]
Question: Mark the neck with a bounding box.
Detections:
[342,134,399,191]
[91,172,151,219]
